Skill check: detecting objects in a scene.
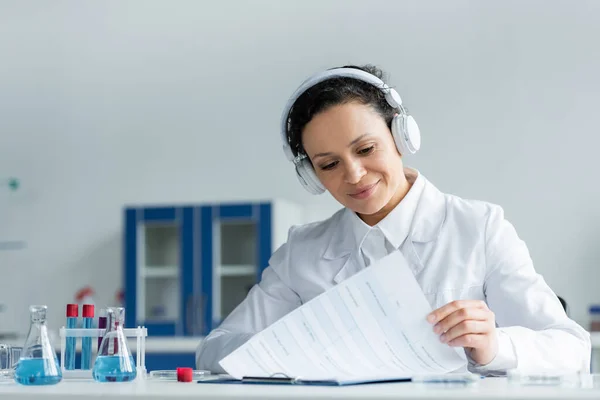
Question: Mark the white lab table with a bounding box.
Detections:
[2,333,600,399]
[2,378,600,400]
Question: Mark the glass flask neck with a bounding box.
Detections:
[29,305,47,323]
[24,306,50,357]
[105,307,125,332]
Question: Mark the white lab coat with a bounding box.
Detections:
[196,170,590,374]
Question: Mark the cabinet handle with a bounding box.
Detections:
[186,295,193,335]
[186,294,206,335]
[196,294,206,335]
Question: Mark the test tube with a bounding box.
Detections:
[81,304,94,370]
[0,344,11,370]
[97,308,107,351]
[10,346,22,367]
[65,304,78,370]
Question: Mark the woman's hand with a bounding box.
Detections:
[427,300,498,366]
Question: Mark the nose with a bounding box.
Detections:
[343,159,366,184]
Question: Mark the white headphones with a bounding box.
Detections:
[280,68,421,195]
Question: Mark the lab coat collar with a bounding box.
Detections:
[342,168,424,253]
[376,168,425,249]
[323,169,446,261]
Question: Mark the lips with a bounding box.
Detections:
[349,181,379,199]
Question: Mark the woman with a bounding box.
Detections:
[196,65,590,374]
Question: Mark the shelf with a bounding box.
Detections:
[142,266,179,279]
[218,264,256,277]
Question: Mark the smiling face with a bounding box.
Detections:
[302,101,410,226]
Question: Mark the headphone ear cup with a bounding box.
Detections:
[295,158,325,195]
[391,114,421,155]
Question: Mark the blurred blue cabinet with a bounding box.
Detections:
[123,201,302,337]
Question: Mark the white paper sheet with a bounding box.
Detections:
[219,250,466,382]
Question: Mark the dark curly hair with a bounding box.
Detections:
[285,64,398,158]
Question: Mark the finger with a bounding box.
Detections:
[433,307,491,335]
[427,300,488,324]
[446,333,488,349]
[440,320,492,344]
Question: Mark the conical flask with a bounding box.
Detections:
[92,307,136,382]
[14,305,62,385]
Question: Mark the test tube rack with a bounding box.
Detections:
[59,326,148,380]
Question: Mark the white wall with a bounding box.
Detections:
[1,0,599,334]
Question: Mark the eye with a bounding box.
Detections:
[358,146,374,155]
[320,161,338,171]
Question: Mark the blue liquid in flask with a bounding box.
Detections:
[93,355,137,382]
[14,305,62,386]
[92,307,137,383]
[14,358,62,386]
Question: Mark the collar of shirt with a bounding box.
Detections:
[347,168,426,253]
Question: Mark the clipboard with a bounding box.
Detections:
[196,373,412,386]
[196,372,480,386]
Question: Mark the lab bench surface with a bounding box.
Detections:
[2,378,600,400]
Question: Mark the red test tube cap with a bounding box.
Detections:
[66,304,79,317]
[177,367,193,382]
[83,304,95,318]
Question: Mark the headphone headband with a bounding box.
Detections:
[280,68,404,162]
[280,67,420,195]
